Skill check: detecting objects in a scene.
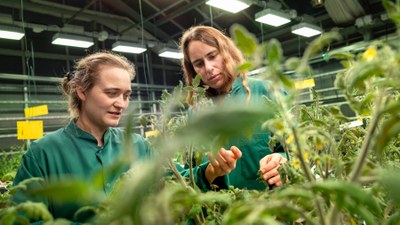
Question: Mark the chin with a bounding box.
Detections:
[106,120,120,127]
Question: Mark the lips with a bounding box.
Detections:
[208,74,221,82]
[108,111,122,117]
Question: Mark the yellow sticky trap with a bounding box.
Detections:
[295,78,315,89]
[145,130,159,138]
[24,105,48,118]
[17,120,44,140]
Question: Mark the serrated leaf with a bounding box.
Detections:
[193,74,202,88]
[230,24,258,58]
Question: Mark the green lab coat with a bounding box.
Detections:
[12,121,151,223]
[223,76,286,190]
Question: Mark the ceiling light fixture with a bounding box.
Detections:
[112,41,146,54]
[158,48,183,59]
[255,8,291,27]
[0,25,25,40]
[291,22,322,37]
[51,33,94,48]
[205,0,251,13]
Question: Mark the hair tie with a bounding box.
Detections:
[66,71,75,81]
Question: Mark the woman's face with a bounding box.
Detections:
[78,65,132,132]
[188,40,227,91]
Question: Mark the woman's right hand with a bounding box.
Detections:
[205,146,242,184]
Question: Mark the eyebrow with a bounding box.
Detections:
[104,87,132,93]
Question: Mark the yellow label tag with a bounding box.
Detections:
[24,105,48,118]
[295,78,315,89]
[17,120,44,140]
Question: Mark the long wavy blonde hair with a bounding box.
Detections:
[179,25,250,105]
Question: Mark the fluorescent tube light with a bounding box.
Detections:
[112,41,146,54]
[0,25,25,40]
[51,33,94,48]
[291,22,322,37]
[255,8,291,27]
[206,0,250,13]
[158,48,183,59]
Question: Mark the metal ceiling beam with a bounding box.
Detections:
[155,0,205,26]
[102,0,170,41]
[63,0,97,26]
[144,0,185,31]
[119,0,185,35]
[0,0,157,41]
[17,0,133,26]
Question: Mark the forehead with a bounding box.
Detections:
[95,65,132,90]
[188,41,217,58]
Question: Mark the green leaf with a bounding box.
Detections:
[266,39,283,66]
[236,62,254,73]
[188,204,202,217]
[277,72,295,89]
[345,61,383,92]
[380,167,400,206]
[193,74,202,88]
[311,180,382,218]
[28,180,103,204]
[374,115,400,155]
[358,92,375,116]
[16,201,53,222]
[380,102,400,116]
[284,57,300,71]
[230,24,258,58]
[176,103,276,152]
[382,0,400,26]
[0,208,16,225]
[327,51,355,61]
[297,32,341,75]
[303,32,342,59]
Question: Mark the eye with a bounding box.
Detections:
[193,61,203,68]
[123,94,131,100]
[106,91,118,97]
[208,52,218,60]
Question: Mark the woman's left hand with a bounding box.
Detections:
[259,153,287,186]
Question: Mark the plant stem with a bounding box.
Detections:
[167,159,187,186]
[290,119,326,225]
[349,90,385,182]
[188,145,196,188]
[291,126,314,182]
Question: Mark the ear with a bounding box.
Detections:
[76,87,87,101]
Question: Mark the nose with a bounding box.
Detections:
[204,60,213,74]
[114,95,126,109]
